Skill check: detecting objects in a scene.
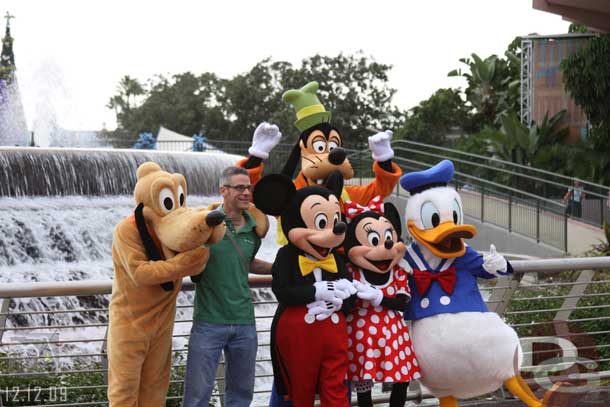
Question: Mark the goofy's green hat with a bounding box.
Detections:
[282,81,332,132]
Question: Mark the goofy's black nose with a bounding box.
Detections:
[206,210,225,227]
[384,239,394,250]
[333,221,347,235]
[328,147,346,165]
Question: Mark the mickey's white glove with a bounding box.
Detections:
[368,130,394,162]
[248,122,282,160]
[314,281,344,302]
[307,299,341,321]
[483,244,508,276]
[353,280,384,307]
[334,278,357,299]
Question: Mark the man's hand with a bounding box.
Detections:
[368,130,394,162]
[248,122,282,160]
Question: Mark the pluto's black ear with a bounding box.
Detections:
[325,170,344,199]
[253,174,296,217]
[383,202,402,237]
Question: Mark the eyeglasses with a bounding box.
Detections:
[223,184,253,193]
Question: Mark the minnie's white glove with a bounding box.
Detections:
[368,130,394,162]
[354,280,384,307]
[334,278,357,299]
[483,244,508,276]
[248,122,282,160]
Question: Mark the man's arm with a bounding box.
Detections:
[249,258,272,275]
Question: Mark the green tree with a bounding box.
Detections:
[394,88,472,145]
[108,53,400,148]
[448,38,521,128]
[561,34,610,184]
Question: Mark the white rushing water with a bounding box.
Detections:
[0,194,280,403]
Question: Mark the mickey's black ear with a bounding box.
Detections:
[253,174,296,217]
[325,170,344,199]
[383,202,402,237]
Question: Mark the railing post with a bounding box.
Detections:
[508,193,512,232]
[563,205,568,252]
[480,185,485,222]
[0,297,10,344]
[554,270,595,321]
[536,199,541,243]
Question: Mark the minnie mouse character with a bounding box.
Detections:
[253,174,357,407]
[343,197,421,407]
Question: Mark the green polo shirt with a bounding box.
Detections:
[193,205,261,324]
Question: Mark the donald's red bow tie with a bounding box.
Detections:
[412,267,457,296]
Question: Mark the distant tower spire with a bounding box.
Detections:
[1,12,16,83]
[0,12,29,145]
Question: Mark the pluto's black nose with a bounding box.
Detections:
[205,210,225,227]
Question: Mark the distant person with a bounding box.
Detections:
[564,180,586,218]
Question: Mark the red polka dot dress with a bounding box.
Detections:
[346,264,421,389]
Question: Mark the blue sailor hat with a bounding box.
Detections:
[400,160,455,195]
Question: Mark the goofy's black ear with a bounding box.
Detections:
[383,202,402,238]
[253,174,296,217]
[280,141,302,179]
[325,170,344,199]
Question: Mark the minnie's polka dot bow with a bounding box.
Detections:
[344,195,384,221]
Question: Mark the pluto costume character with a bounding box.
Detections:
[107,162,226,407]
[238,81,402,238]
[400,160,554,407]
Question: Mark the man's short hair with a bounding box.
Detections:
[219,166,249,187]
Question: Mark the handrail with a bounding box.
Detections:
[393,156,566,209]
[393,139,610,195]
[2,258,609,298]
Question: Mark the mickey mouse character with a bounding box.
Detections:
[253,174,357,407]
[239,82,402,243]
[343,197,421,407]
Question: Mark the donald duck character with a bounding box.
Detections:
[400,160,551,407]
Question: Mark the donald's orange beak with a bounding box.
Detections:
[408,220,476,259]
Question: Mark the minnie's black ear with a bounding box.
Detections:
[383,202,402,238]
[325,170,344,199]
[253,174,296,217]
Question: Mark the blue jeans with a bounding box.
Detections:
[182,321,257,407]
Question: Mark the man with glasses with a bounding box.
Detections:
[183,166,272,407]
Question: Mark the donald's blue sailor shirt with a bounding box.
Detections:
[403,243,511,321]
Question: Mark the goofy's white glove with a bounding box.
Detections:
[353,280,384,307]
[483,244,509,276]
[368,129,394,162]
[307,300,341,321]
[248,122,282,160]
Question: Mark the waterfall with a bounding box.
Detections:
[0,147,242,197]
[0,150,281,403]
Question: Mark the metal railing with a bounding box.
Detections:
[1,257,609,406]
[392,139,610,228]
